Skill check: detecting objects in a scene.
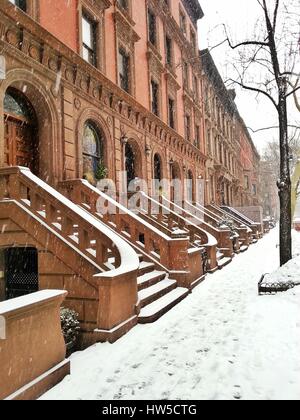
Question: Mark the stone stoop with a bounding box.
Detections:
[136,257,189,324]
[108,253,190,324]
[217,249,233,270]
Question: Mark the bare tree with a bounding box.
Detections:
[221,0,300,266]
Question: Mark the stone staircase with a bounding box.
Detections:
[216,249,233,269]
[59,180,199,324]
[106,250,189,324]
[0,166,140,346]
[136,256,188,324]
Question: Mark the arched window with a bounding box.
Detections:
[154,153,162,181]
[125,143,136,186]
[4,88,36,122]
[83,121,104,182]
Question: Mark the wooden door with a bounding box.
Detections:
[4,114,38,173]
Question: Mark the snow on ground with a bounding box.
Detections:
[41,227,300,401]
[264,230,300,286]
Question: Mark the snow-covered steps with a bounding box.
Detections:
[218,257,232,269]
[138,271,166,291]
[217,250,224,261]
[138,279,177,308]
[138,287,189,324]
[138,261,156,275]
[240,245,249,253]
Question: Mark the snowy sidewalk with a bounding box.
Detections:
[42,228,300,400]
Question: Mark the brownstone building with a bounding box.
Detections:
[200,49,260,207]
[0,0,262,346]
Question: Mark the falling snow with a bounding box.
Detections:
[41,228,300,401]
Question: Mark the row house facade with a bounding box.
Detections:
[200,49,261,207]
[0,0,264,359]
[0,0,207,196]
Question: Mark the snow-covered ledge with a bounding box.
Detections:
[0,290,70,400]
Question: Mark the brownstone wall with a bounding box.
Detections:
[0,215,98,330]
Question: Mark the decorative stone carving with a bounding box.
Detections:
[74,98,81,110]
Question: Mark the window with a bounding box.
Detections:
[4,88,35,122]
[151,79,159,116]
[118,48,130,93]
[83,122,104,181]
[179,11,187,35]
[82,14,97,66]
[165,35,172,66]
[185,114,191,141]
[195,125,200,148]
[154,154,162,181]
[244,175,250,189]
[190,30,197,52]
[148,9,157,46]
[183,62,189,89]
[9,0,27,12]
[168,97,175,129]
[193,75,199,99]
[117,0,128,10]
[252,184,257,195]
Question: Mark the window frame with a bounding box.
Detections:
[118,47,131,93]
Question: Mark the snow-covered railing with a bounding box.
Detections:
[0,167,141,339]
[0,167,139,280]
[221,206,260,240]
[205,204,252,246]
[59,179,191,275]
[156,197,233,257]
[136,193,218,272]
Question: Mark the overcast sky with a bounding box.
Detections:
[197,0,299,155]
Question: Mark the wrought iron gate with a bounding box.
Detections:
[4,248,38,300]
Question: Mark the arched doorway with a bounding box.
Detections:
[82,121,105,184]
[4,88,38,173]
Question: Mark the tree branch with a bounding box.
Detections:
[286,85,300,99]
[247,125,300,133]
[222,24,269,49]
[273,0,280,32]
[227,78,278,109]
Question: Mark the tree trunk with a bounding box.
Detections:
[278,78,292,266]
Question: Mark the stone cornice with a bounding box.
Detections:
[0,1,206,165]
[182,0,204,26]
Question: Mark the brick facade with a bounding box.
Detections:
[0,0,262,346]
